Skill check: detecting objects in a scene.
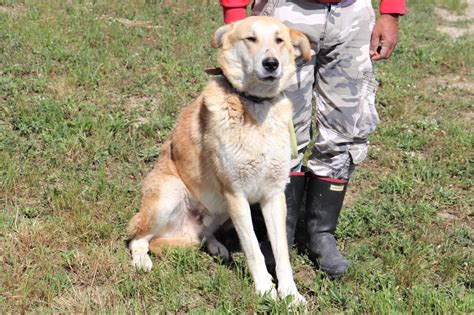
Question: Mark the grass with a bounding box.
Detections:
[1,0,473,313]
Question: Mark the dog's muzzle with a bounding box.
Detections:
[262,57,279,73]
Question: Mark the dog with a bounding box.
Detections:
[127,16,311,304]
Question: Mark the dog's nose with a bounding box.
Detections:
[262,57,279,72]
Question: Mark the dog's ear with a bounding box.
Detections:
[212,24,234,48]
[289,29,311,61]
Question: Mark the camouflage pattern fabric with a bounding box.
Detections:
[253,0,379,179]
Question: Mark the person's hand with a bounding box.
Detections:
[370,14,400,61]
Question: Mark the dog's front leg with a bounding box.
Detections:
[224,192,277,299]
[261,192,306,305]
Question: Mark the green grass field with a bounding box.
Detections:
[1,0,472,313]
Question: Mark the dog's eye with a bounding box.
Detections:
[276,37,283,44]
[245,36,257,43]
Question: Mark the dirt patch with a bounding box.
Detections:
[52,285,113,312]
[47,75,75,98]
[0,5,24,17]
[435,2,474,39]
[126,95,160,110]
[121,95,162,131]
[420,74,474,95]
[437,25,474,39]
[437,209,473,230]
[434,6,473,22]
[294,262,317,289]
[98,15,161,29]
[437,211,459,221]
[465,111,474,123]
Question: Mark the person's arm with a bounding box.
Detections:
[220,0,251,24]
[370,0,406,61]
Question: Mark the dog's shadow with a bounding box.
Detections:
[213,202,309,272]
[218,203,267,245]
[212,204,279,270]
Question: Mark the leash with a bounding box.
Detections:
[288,119,298,160]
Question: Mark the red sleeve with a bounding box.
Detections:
[379,0,406,15]
[220,0,250,24]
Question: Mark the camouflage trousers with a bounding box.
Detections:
[253,0,379,179]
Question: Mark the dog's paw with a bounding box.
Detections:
[255,277,278,301]
[278,284,307,306]
[206,238,229,261]
[257,286,278,301]
[131,252,153,272]
[288,292,307,307]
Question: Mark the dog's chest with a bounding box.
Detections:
[210,99,292,199]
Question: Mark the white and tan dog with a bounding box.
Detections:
[127,16,310,303]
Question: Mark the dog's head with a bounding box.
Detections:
[212,16,311,99]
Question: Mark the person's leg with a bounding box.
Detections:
[255,0,326,270]
[305,0,379,277]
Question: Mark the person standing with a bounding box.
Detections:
[219,0,406,278]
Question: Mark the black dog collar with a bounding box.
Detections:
[205,67,276,104]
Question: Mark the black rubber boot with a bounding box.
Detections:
[306,175,350,278]
[261,172,306,271]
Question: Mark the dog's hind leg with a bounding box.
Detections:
[127,174,189,272]
[149,237,199,257]
[203,215,230,260]
[206,234,230,260]
[147,204,205,256]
